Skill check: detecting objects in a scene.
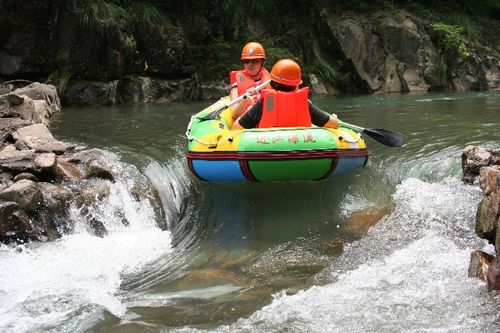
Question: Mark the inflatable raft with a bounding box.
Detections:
[186,97,368,182]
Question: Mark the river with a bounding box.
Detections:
[1,91,499,332]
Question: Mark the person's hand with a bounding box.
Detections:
[247,94,260,106]
[246,87,257,96]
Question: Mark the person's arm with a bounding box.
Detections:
[308,101,339,128]
[229,87,260,119]
[230,83,238,101]
[231,100,263,130]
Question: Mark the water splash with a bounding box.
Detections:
[0,177,172,333]
[174,177,500,332]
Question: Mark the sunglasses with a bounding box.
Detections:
[242,59,261,64]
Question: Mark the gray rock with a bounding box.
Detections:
[462,145,498,184]
[73,181,110,209]
[475,194,499,244]
[0,146,37,173]
[0,200,39,242]
[468,250,494,280]
[13,123,56,149]
[85,158,114,181]
[480,166,500,196]
[55,157,84,180]
[0,179,44,212]
[13,172,39,182]
[13,83,61,112]
[35,152,56,173]
[36,141,74,155]
[37,182,73,213]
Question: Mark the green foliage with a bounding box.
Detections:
[192,38,240,81]
[128,2,170,29]
[309,60,341,87]
[443,13,477,37]
[46,70,73,96]
[431,23,470,57]
[264,47,297,69]
[217,0,281,40]
[78,1,126,32]
[435,54,448,81]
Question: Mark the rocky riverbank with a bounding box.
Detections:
[1,3,499,106]
[463,146,500,291]
[0,83,162,244]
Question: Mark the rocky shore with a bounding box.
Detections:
[463,146,500,291]
[0,82,161,244]
[1,4,499,107]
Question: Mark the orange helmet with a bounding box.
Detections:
[241,42,266,60]
[270,59,302,86]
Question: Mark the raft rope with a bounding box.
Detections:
[186,116,362,148]
[185,115,238,146]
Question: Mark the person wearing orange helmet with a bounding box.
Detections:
[229,42,271,119]
[231,59,340,130]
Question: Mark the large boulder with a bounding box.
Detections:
[462,145,500,184]
[0,200,41,243]
[0,179,43,212]
[0,83,61,128]
[319,9,499,94]
[465,146,500,292]
[321,10,439,93]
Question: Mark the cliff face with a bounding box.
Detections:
[0,2,499,106]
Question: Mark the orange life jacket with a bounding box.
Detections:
[230,68,271,96]
[258,87,312,128]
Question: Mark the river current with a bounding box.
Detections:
[1,91,499,332]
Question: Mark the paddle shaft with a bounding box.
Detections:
[227,79,271,109]
[340,120,404,147]
[201,79,271,121]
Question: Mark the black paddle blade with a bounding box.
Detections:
[199,106,227,121]
[363,128,404,147]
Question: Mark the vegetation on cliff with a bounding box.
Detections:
[0,0,499,103]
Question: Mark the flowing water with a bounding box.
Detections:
[1,91,500,332]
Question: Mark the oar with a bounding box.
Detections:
[340,121,404,147]
[200,79,271,121]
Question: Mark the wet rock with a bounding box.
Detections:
[55,156,84,180]
[462,146,500,184]
[475,194,500,245]
[62,80,118,106]
[13,83,61,113]
[0,118,31,144]
[32,208,61,241]
[35,152,56,172]
[200,81,227,100]
[0,145,37,173]
[468,250,494,281]
[73,181,111,209]
[480,166,500,196]
[84,157,115,181]
[13,172,39,182]
[0,179,44,212]
[344,203,393,238]
[88,218,107,238]
[308,74,329,95]
[486,258,500,292]
[0,200,41,243]
[37,182,73,213]
[12,123,57,149]
[36,141,74,155]
[66,148,107,164]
